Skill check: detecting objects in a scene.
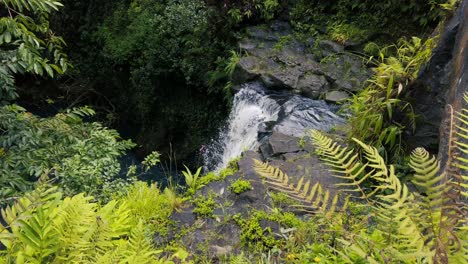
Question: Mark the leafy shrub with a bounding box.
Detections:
[0,0,71,102]
[182,166,203,196]
[225,0,281,24]
[346,36,437,162]
[291,0,447,40]
[0,104,135,203]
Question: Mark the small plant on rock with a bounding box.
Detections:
[182,165,203,196]
[230,179,252,194]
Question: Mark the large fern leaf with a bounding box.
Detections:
[253,159,344,216]
[310,130,386,201]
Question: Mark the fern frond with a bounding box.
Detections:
[310,130,380,201]
[253,159,343,216]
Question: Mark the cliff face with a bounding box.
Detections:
[438,1,468,168]
[407,1,467,157]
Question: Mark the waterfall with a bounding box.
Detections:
[203,82,343,172]
[203,83,281,171]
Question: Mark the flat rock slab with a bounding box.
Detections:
[260,132,301,158]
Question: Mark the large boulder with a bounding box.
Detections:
[232,21,371,99]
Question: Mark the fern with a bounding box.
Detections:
[253,159,344,216]
[310,130,379,201]
[0,182,168,263]
[309,117,467,263]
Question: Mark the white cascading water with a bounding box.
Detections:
[203,83,281,171]
[203,82,343,172]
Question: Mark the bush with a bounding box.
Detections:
[0,105,135,203]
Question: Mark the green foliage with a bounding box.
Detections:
[142,151,161,172]
[273,35,292,52]
[88,0,230,159]
[327,22,369,44]
[346,36,437,161]
[233,212,281,251]
[182,166,203,196]
[309,128,467,263]
[290,0,447,42]
[121,182,174,234]
[225,0,281,24]
[230,179,252,194]
[199,156,240,186]
[0,182,175,263]
[269,192,296,208]
[225,50,241,76]
[192,194,216,218]
[0,0,71,102]
[253,160,343,216]
[0,104,135,203]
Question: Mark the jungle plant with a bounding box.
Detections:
[225,50,241,76]
[0,104,135,204]
[306,117,467,263]
[163,187,186,213]
[192,194,216,218]
[346,36,437,162]
[253,160,344,216]
[224,0,281,24]
[0,181,173,263]
[0,0,71,102]
[182,165,204,196]
[142,151,161,172]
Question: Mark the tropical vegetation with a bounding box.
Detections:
[1,0,465,263]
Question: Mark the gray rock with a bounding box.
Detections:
[320,54,370,92]
[232,20,372,98]
[407,1,468,155]
[232,56,261,84]
[325,90,350,103]
[247,26,279,41]
[261,68,301,89]
[319,40,344,55]
[270,20,291,34]
[267,133,301,156]
[268,152,346,204]
[297,74,329,99]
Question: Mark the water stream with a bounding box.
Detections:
[203,82,344,171]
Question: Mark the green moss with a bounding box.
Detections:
[273,35,293,52]
[233,210,305,251]
[199,172,219,186]
[192,194,217,218]
[198,157,241,186]
[227,156,241,171]
[233,213,278,251]
[230,179,252,194]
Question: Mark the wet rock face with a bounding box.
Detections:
[232,21,371,99]
[406,2,467,153]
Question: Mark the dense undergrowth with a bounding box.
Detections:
[1,0,466,263]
